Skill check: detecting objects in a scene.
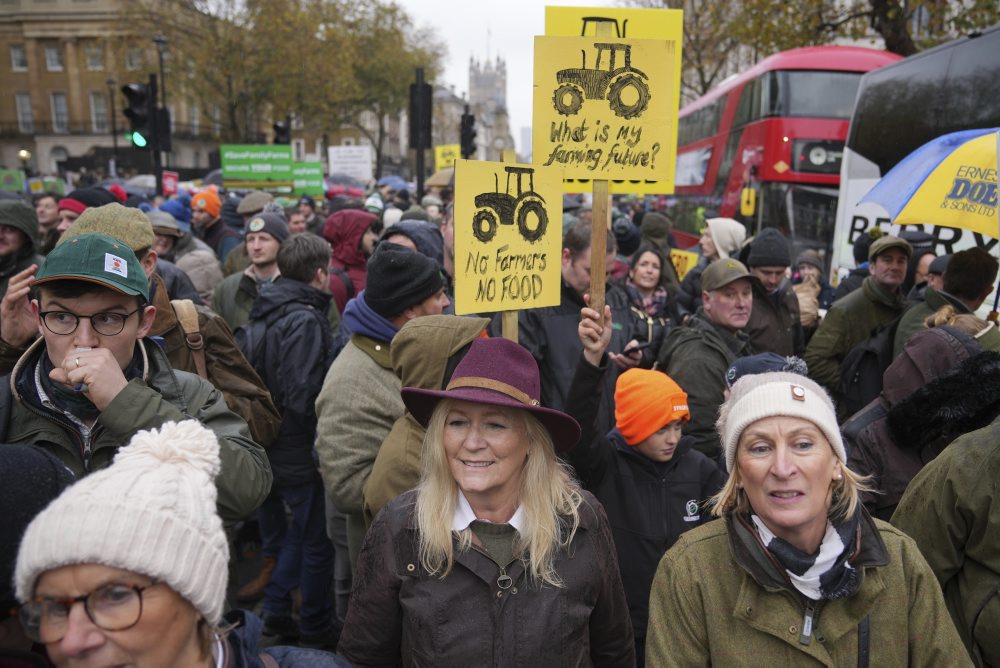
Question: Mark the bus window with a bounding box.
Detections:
[783,71,861,118]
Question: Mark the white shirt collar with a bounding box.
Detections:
[452,492,525,533]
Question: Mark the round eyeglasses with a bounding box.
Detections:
[39,308,141,336]
[19,581,161,643]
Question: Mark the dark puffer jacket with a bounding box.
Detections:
[845,326,1000,520]
[565,354,723,650]
[246,278,335,487]
[323,208,377,313]
[338,489,635,667]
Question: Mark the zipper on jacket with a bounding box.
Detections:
[799,599,821,645]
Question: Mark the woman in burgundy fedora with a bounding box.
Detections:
[338,337,635,666]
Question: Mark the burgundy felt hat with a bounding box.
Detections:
[401,337,581,452]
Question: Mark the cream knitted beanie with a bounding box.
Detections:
[717,371,846,473]
[15,421,230,624]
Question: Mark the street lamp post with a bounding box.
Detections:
[17,148,31,178]
[106,77,119,177]
[153,34,168,174]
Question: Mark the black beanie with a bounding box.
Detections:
[854,228,880,264]
[0,445,75,611]
[746,227,791,267]
[364,242,445,319]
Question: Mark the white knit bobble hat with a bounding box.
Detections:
[717,371,846,473]
[15,420,230,625]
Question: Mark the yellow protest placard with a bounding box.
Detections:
[669,248,700,281]
[453,159,563,315]
[533,35,675,186]
[434,144,460,170]
[544,7,682,195]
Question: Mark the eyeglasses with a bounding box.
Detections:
[19,581,160,643]
[39,308,141,336]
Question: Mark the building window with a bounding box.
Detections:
[50,92,68,133]
[10,45,27,71]
[16,93,34,133]
[167,104,176,133]
[85,45,103,71]
[90,92,108,133]
[45,45,63,72]
[189,105,199,135]
[211,106,221,136]
[125,47,142,71]
[293,139,304,161]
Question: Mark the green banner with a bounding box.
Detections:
[293,162,324,196]
[0,169,26,193]
[221,145,293,191]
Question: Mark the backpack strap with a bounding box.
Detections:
[170,299,208,380]
[330,267,355,300]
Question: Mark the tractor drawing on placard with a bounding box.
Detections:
[552,38,650,120]
[473,166,548,244]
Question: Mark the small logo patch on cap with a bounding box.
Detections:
[791,384,806,401]
[248,217,266,233]
[674,404,689,412]
[104,253,128,278]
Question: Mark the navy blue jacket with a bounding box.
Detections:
[565,355,724,641]
[247,278,334,487]
[225,610,349,666]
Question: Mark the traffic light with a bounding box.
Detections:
[121,83,152,149]
[273,119,290,144]
[460,108,477,159]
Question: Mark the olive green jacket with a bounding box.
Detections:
[892,287,969,358]
[657,310,753,458]
[5,338,272,522]
[647,513,970,667]
[362,315,489,525]
[892,416,1000,667]
[805,276,905,396]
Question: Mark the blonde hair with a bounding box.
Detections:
[924,305,995,339]
[711,442,871,520]
[414,399,582,587]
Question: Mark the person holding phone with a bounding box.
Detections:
[566,300,724,667]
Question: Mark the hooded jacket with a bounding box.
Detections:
[646,511,970,666]
[362,315,489,525]
[845,326,1000,520]
[657,310,753,458]
[382,219,444,266]
[565,354,723,645]
[891,415,1000,667]
[324,209,377,313]
[805,276,905,397]
[4,337,271,522]
[892,286,972,357]
[0,200,44,298]
[338,489,635,667]
[170,232,225,303]
[248,278,335,487]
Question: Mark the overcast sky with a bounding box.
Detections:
[399,0,614,154]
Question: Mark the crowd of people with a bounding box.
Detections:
[0,178,996,667]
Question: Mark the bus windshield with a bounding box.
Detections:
[781,71,862,119]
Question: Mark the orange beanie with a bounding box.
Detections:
[192,190,221,218]
[614,368,690,446]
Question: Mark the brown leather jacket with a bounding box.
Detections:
[147,273,280,447]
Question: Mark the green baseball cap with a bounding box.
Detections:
[702,258,758,292]
[34,233,149,301]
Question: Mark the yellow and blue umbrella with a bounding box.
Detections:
[861,127,1000,239]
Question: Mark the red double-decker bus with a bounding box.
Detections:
[669,46,901,262]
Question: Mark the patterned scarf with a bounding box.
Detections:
[751,512,861,601]
[625,279,669,317]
